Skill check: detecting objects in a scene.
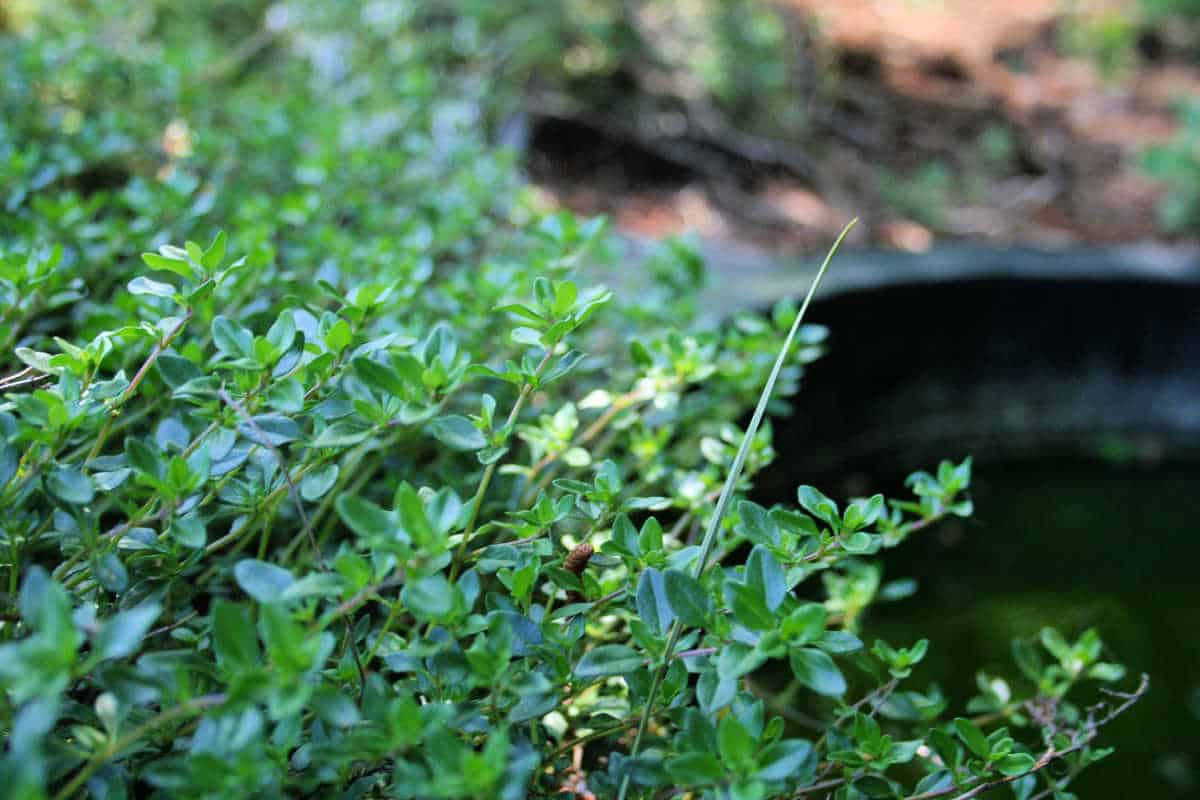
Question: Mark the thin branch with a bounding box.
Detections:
[52,693,227,800]
[317,573,406,630]
[87,309,193,463]
[617,221,855,800]
[448,349,554,582]
[907,674,1149,800]
[218,386,321,565]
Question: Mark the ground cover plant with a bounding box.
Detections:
[0,2,1144,798]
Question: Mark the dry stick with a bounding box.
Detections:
[317,573,407,630]
[906,674,1149,800]
[0,367,49,391]
[790,777,850,797]
[520,387,650,506]
[617,220,856,800]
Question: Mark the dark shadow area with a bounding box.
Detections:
[759,277,1200,798]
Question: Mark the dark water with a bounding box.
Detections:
[862,458,1200,797]
[751,275,1200,795]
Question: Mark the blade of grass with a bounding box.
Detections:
[616,218,856,800]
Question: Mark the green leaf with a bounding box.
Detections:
[19,567,73,637]
[266,376,305,412]
[239,414,301,446]
[325,320,353,353]
[45,466,95,505]
[609,514,640,557]
[93,603,161,661]
[996,752,1036,776]
[429,415,486,451]
[311,421,372,448]
[842,531,874,553]
[716,643,766,679]
[843,494,885,530]
[738,500,780,547]
[717,714,754,770]
[636,568,674,638]
[664,569,712,628]
[201,230,227,270]
[395,482,438,547]
[336,494,397,539]
[0,441,17,489]
[157,353,202,388]
[312,688,361,728]
[1088,662,1126,682]
[758,739,815,782]
[818,631,864,654]
[797,485,839,525]
[745,545,786,611]
[234,559,296,603]
[1010,774,1037,800]
[1040,627,1072,662]
[666,753,725,785]
[401,574,456,622]
[212,316,253,359]
[953,718,992,759]
[781,603,826,645]
[300,464,339,501]
[142,251,198,282]
[575,644,642,679]
[353,357,408,397]
[853,775,897,798]
[696,669,736,713]
[1012,637,1043,683]
[91,553,128,592]
[789,647,846,697]
[212,599,260,672]
[128,276,177,298]
[725,580,775,632]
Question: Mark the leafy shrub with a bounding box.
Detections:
[1143,100,1200,233]
[0,3,1142,799]
[450,0,811,135]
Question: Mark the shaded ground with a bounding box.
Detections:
[527,0,1200,253]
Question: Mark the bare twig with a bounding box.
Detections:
[907,674,1149,800]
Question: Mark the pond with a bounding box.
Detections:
[757,274,1200,797]
[865,457,1199,797]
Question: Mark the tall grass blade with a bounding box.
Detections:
[616,218,856,800]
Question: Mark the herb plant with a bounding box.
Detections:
[0,3,1143,799]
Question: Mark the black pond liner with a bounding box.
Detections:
[755,276,1200,798]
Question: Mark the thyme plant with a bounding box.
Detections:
[0,2,1142,799]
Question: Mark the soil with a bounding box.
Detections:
[526,0,1200,253]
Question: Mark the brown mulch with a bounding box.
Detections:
[528,0,1200,253]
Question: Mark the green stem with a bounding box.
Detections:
[448,349,553,582]
[617,220,854,800]
[52,693,226,800]
[363,599,402,666]
[86,309,194,464]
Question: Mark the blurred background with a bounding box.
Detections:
[3,0,1199,796]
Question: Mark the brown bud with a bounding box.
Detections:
[564,542,594,577]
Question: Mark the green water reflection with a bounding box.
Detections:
[862,459,1199,797]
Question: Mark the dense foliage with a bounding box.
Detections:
[0,3,1142,799]
[1143,100,1200,233]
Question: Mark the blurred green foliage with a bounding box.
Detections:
[1143,100,1200,232]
